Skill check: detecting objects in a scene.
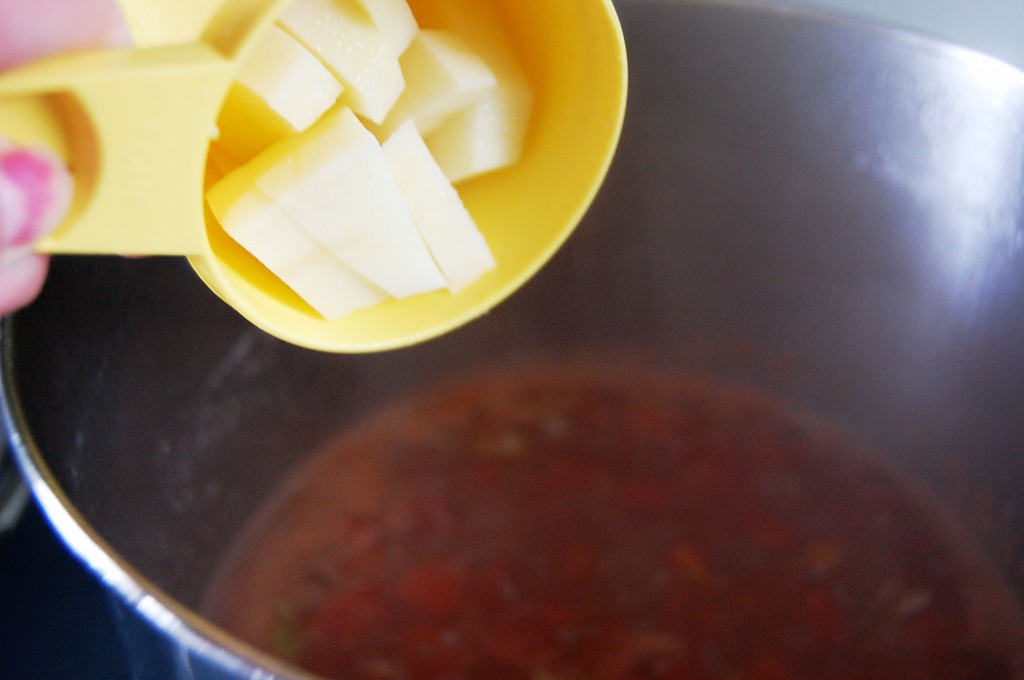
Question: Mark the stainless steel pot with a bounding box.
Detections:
[0,426,29,536]
[4,1,1024,677]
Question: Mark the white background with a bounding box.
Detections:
[805,0,1024,70]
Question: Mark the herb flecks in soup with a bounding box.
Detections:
[205,368,1024,680]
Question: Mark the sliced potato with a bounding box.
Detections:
[375,30,496,138]
[207,179,388,319]
[354,0,418,56]
[383,121,495,291]
[213,24,343,168]
[279,0,403,124]
[252,107,447,299]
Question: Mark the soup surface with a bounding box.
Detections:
[205,366,1024,679]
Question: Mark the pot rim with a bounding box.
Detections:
[0,432,30,536]
[0,316,315,679]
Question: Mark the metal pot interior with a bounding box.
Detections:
[3,0,1024,675]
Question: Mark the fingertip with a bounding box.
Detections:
[0,146,73,248]
[0,252,49,316]
[0,0,130,69]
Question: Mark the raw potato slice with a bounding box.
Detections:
[279,0,403,124]
[416,2,533,181]
[213,24,343,167]
[253,107,447,299]
[203,0,540,319]
[236,24,344,133]
[354,0,418,56]
[376,30,497,138]
[412,1,526,84]
[207,180,388,319]
[425,84,533,183]
[383,122,495,292]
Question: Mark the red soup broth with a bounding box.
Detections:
[203,366,1024,680]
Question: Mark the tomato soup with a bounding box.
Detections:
[204,366,1024,679]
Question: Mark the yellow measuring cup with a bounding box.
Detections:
[0,0,627,352]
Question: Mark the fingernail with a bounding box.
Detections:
[0,147,72,250]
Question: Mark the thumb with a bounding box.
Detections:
[0,146,72,315]
[0,145,72,252]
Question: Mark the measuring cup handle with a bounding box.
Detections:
[0,44,235,256]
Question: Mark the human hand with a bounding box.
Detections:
[0,0,130,315]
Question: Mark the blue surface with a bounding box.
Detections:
[0,500,131,680]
